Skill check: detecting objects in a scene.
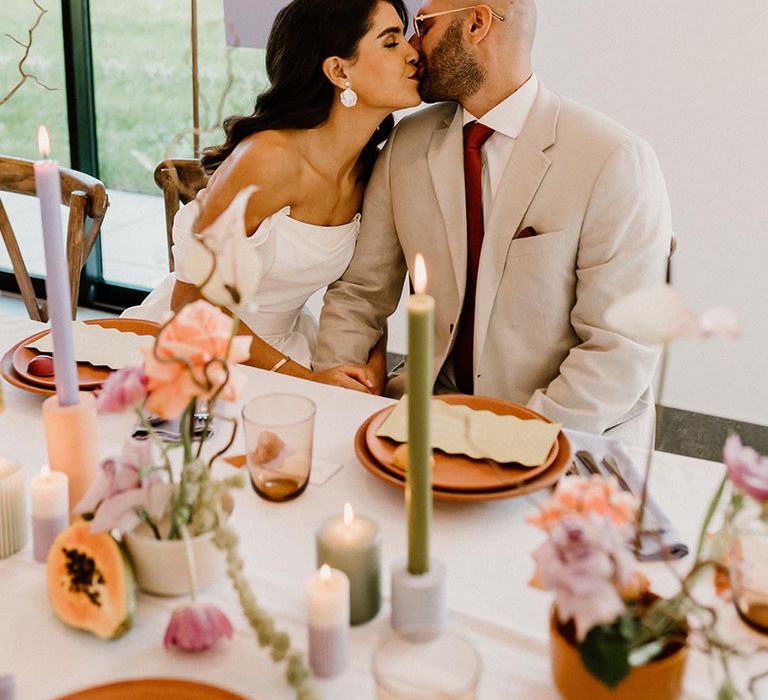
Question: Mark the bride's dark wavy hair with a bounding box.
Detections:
[201,0,409,180]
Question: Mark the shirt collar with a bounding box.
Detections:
[462,74,539,139]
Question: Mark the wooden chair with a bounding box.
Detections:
[153,159,208,272]
[0,155,109,322]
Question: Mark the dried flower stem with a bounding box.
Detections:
[0,0,56,106]
[213,523,316,700]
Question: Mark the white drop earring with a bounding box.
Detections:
[340,81,358,108]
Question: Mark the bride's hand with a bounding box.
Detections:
[312,365,376,393]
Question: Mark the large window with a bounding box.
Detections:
[0,0,268,306]
[0,0,70,278]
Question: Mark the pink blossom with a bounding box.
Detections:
[527,474,638,532]
[163,603,234,652]
[532,514,640,640]
[724,435,768,502]
[74,442,173,534]
[604,284,740,345]
[97,366,148,412]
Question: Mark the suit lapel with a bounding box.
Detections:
[427,105,466,297]
[474,86,561,364]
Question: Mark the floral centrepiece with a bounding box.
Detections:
[69,191,315,698]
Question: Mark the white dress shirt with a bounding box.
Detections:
[462,74,539,223]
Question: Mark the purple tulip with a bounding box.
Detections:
[724,435,768,503]
[164,603,234,652]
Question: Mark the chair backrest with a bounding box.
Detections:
[0,155,109,322]
[153,159,208,272]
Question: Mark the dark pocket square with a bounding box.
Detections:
[516,226,537,239]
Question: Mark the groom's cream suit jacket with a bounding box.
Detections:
[314,83,673,446]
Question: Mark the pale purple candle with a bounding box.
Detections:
[306,565,349,678]
[34,126,79,406]
[30,465,69,563]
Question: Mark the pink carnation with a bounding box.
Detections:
[527,474,638,532]
[164,603,234,652]
[532,514,638,640]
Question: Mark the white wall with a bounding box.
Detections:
[533,1,768,425]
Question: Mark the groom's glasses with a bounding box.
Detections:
[412,5,505,39]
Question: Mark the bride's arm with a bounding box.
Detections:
[171,281,374,392]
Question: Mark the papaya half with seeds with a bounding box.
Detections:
[46,519,136,639]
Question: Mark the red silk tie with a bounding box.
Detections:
[453,121,494,394]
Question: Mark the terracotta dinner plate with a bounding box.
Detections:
[365,395,559,492]
[54,678,246,700]
[9,318,158,391]
[354,403,572,502]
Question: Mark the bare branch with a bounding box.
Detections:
[0,0,57,107]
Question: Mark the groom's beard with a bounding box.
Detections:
[418,20,485,104]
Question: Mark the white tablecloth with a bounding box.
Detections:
[0,314,759,699]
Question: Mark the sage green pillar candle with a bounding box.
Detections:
[316,503,382,625]
[407,254,434,575]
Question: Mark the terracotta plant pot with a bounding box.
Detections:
[549,610,688,700]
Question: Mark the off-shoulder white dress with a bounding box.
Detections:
[123,190,360,366]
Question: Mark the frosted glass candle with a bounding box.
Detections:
[306,565,349,678]
[316,503,381,625]
[0,459,27,559]
[31,465,69,563]
[34,125,79,407]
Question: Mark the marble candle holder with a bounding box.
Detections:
[390,558,446,640]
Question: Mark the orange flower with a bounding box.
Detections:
[527,475,638,531]
[143,300,251,419]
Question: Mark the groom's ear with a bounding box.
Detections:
[322,56,350,89]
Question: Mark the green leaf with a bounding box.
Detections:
[578,626,631,689]
[717,679,738,700]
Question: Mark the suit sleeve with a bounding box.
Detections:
[312,131,408,370]
[527,137,672,433]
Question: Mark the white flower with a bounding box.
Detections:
[604,284,739,345]
[177,185,262,311]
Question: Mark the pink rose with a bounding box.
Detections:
[97,365,147,413]
[143,300,251,419]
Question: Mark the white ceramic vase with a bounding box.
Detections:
[123,524,225,597]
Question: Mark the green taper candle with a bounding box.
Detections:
[407,254,434,575]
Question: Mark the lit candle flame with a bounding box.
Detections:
[37,125,51,159]
[343,502,354,525]
[414,254,427,295]
[40,464,51,478]
[320,563,331,581]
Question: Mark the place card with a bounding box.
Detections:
[376,397,560,466]
[28,322,154,370]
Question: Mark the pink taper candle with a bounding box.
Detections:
[34,126,79,406]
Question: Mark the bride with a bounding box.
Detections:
[126,0,420,392]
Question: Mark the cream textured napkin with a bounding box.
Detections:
[29,322,154,370]
[376,397,560,466]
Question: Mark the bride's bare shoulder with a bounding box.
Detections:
[198,131,302,230]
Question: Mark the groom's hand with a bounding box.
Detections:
[312,365,375,393]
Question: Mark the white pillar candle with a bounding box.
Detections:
[0,459,27,559]
[34,125,79,407]
[316,502,381,625]
[30,464,69,563]
[306,564,349,678]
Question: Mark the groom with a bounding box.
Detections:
[314,0,673,446]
